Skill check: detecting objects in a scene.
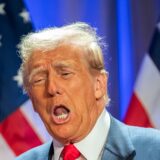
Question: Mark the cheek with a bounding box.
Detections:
[29,88,47,112]
[30,86,45,101]
[72,84,95,113]
[33,102,50,127]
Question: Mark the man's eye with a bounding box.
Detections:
[32,78,45,85]
[62,72,70,75]
[61,72,73,78]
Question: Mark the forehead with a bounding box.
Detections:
[27,45,89,70]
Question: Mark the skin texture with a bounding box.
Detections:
[26,45,107,144]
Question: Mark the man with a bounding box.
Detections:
[16,22,160,160]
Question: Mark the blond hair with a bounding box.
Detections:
[18,22,107,90]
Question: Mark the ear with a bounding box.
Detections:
[94,71,108,100]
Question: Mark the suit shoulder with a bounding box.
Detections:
[109,116,160,159]
[15,141,52,160]
[128,125,160,154]
[128,125,160,143]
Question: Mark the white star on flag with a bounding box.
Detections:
[19,9,30,23]
[13,69,23,88]
[0,3,6,15]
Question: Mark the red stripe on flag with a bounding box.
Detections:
[0,108,43,156]
[124,93,154,128]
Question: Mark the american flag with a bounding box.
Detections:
[0,0,50,159]
[124,21,160,129]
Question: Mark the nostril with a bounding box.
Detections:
[47,91,59,97]
[47,88,61,96]
[47,84,61,96]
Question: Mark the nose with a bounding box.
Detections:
[47,77,61,97]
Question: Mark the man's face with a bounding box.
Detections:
[27,45,106,144]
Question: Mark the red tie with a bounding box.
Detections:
[61,144,80,160]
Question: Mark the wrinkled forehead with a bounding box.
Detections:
[26,44,90,71]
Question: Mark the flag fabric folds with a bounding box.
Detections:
[0,0,50,159]
[124,21,160,129]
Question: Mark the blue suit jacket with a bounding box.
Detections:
[15,116,160,160]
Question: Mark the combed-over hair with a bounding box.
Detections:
[18,22,107,89]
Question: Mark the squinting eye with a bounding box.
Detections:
[62,72,71,76]
[32,78,45,85]
[61,72,73,78]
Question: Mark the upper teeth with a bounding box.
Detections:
[57,113,68,119]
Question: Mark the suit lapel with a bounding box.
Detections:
[48,142,54,160]
[102,115,136,160]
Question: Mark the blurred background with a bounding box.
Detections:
[0,0,160,159]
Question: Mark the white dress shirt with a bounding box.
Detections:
[52,109,110,160]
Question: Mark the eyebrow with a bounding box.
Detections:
[28,60,80,82]
[28,66,46,83]
[52,61,77,69]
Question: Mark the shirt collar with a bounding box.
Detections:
[53,109,110,160]
[75,109,110,160]
[52,138,63,160]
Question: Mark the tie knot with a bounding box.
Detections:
[61,144,80,160]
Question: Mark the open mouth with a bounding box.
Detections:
[52,105,70,124]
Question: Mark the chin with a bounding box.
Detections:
[50,127,75,142]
